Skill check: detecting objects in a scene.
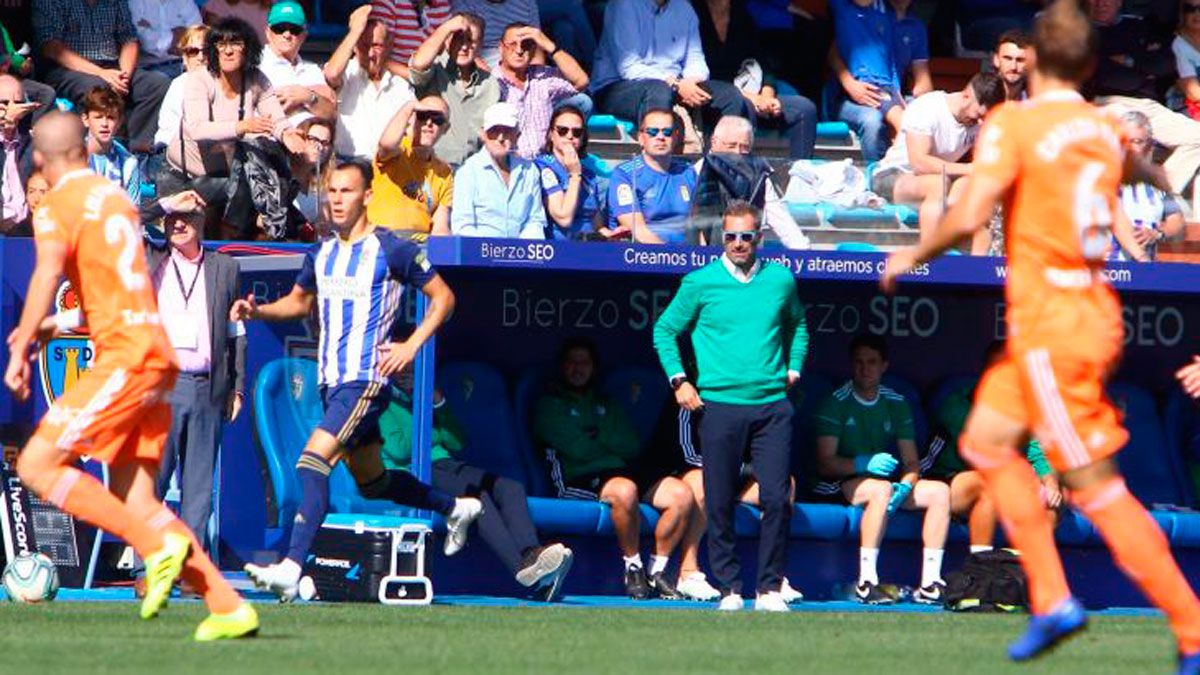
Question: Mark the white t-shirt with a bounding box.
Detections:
[334,58,415,159]
[1173,35,1200,81]
[129,0,202,62]
[877,90,976,173]
[154,73,187,149]
[258,48,327,127]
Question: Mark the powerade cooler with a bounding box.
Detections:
[299,514,433,605]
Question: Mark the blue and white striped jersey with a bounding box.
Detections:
[1112,182,1180,262]
[296,229,434,387]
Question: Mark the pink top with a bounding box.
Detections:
[167,68,290,177]
[202,0,270,34]
[153,248,211,374]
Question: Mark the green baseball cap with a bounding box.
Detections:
[267,1,307,28]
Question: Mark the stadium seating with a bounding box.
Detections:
[1109,382,1193,508]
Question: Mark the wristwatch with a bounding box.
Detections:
[670,375,688,390]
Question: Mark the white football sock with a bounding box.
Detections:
[649,555,668,576]
[623,554,643,572]
[921,548,945,588]
[859,547,879,585]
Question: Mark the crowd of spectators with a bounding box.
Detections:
[0,0,1192,258]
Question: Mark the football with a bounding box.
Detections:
[2,553,59,603]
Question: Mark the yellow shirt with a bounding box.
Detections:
[368,137,454,234]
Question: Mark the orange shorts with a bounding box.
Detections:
[974,347,1127,472]
[32,364,177,465]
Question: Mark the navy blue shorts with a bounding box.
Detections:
[318,382,391,449]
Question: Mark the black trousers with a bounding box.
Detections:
[432,459,540,575]
[43,64,169,149]
[696,398,793,596]
[595,78,751,135]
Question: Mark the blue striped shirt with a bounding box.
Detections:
[88,139,141,203]
[296,229,434,387]
[1112,182,1180,262]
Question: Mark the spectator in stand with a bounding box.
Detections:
[1174,0,1200,118]
[290,116,334,234]
[871,73,1004,244]
[536,105,609,240]
[746,0,832,103]
[495,22,589,160]
[33,0,170,153]
[371,96,454,239]
[256,1,336,126]
[826,0,906,162]
[813,334,950,606]
[691,115,809,249]
[535,336,695,600]
[202,0,272,35]
[606,107,698,244]
[0,75,34,234]
[155,25,210,151]
[1085,0,1174,102]
[956,0,1041,53]
[889,0,932,99]
[0,20,56,120]
[81,86,140,202]
[924,341,1062,554]
[1108,109,1184,262]
[450,101,544,238]
[380,384,574,601]
[128,0,203,79]
[372,0,451,77]
[324,5,414,160]
[409,13,501,168]
[537,0,595,71]
[160,18,305,237]
[7,169,46,236]
[691,0,817,160]
[993,29,1030,100]
[590,0,751,141]
[451,0,539,68]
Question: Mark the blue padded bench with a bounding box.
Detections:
[785,202,919,227]
[586,114,635,140]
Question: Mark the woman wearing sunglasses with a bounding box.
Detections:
[535,105,611,240]
[154,25,210,151]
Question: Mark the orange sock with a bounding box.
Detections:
[1073,478,1200,653]
[962,439,1071,614]
[145,508,243,614]
[46,467,163,557]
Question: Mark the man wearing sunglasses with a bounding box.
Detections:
[372,96,454,238]
[450,100,545,239]
[324,4,415,159]
[257,1,335,125]
[495,22,589,159]
[607,107,697,243]
[653,200,808,612]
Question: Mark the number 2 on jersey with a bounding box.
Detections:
[104,214,145,291]
[1073,161,1113,261]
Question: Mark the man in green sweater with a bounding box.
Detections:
[652,200,809,613]
[813,334,950,605]
[534,337,698,600]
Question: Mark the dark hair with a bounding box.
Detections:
[849,333,888,361]
[995,28,1031,51]
[79,86,124,117]
[968,71,1006,108]
[205,17,263,75]
[540,105,589,155]
[639,107,675,130]
[502,21,534,40]
[557,336,599,369]
[331,157,374,187]
[1033,0,1097,83]
[453,11,486,38]
[722,200,760,226]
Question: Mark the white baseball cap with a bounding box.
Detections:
[482,102,519,131]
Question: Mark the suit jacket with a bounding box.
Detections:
[147,243,246,405]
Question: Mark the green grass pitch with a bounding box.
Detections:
[0,602,1179,674]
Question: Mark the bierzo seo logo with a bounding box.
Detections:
[479,242,556,263]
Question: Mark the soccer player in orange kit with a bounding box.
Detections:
[881,1,1200,670]
[4,111,257,641]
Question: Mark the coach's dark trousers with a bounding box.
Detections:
[697,398,793,596]
[432,459,540,575]
[158,373,224,546]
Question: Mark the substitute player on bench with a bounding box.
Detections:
[882,1,1200,668]
[233,159,483,601]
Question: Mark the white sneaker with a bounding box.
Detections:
[754,591,790,613]
[717,593,744,611]
[780,578,804,604]
[244,560,300,603]
[676,572,720,601]
[444,497,483,556]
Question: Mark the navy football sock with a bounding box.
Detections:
[359,469,456,515]
[286,452,332,565]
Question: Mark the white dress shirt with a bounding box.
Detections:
[129,0,202,63]
[334,58,414,158]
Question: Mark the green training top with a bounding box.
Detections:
[815,381,914,458]
[929,385,1051,478]
[652,258,808,405]
[379,389,465,471]
[533,385,641,481]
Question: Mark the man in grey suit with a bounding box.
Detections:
[148,208,245,547]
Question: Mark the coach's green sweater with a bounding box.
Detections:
[653,258,808,405]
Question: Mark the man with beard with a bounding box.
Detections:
[993,30,1031,101]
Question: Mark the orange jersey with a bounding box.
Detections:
[32,170,174,370]
[974,91,1127,354]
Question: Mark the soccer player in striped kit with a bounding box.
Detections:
[233,158,483,601]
